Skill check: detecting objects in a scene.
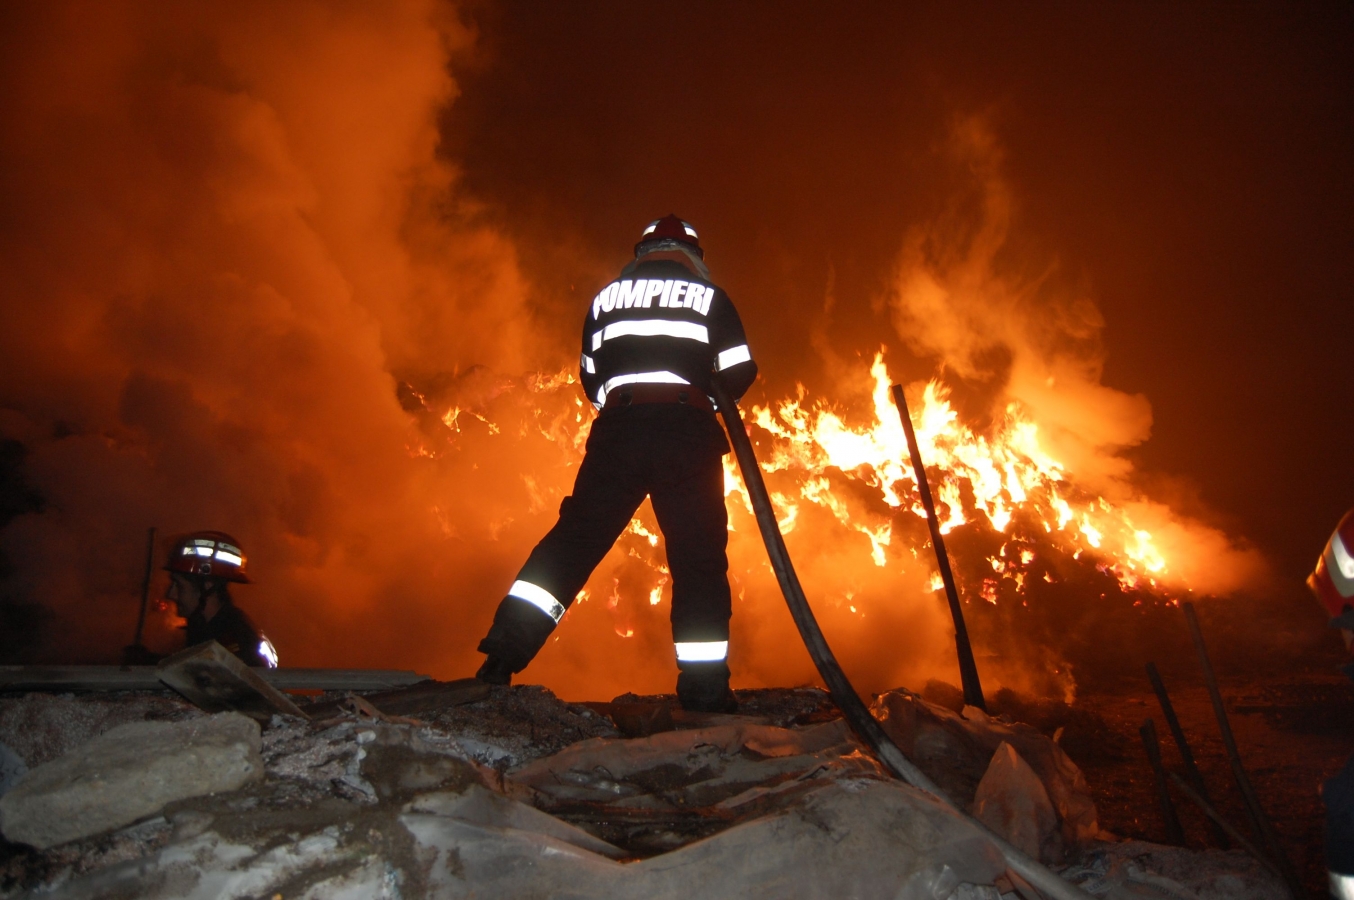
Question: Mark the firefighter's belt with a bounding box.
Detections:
[604,383,714,413]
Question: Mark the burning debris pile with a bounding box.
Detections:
[0,681,1285,899]
[396,352,1260,698]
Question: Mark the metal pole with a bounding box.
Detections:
[1183,602,1303,899]
[1139,717,1186,845]
[131,526,156,649]
[890,383,986,711]
[1146,661,1229,848]
[711,378,1094,900]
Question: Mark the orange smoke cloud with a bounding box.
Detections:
[0,1,548,676]
[887,117,1265,598]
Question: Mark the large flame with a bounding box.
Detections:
[745,352,1170,594]
[400,345,1259,700]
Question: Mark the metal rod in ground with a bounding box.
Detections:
[890,383,986,711]
[131,526,156,649]
[1146,661,1230,848]
[1167,771,1282,879]
[711,378,1093,900]
[1139,717,1186,845]
[1183,601,1304,899]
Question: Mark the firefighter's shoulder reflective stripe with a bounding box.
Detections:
[592,319,709,351]
[508,579,566,623]
[598,371,690,406]
[592,280,715,319]
[1329,533,1354,597]
[1332,872,1354,900]
[716,344,752,371]
[580,353,596,374]
[675,640,728,662]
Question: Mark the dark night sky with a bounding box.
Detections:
[444,1,1354,587]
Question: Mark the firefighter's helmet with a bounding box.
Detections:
[165,531,252,583]
[1308,509,1354,627]
[635,214,703,258]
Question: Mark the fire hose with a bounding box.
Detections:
[710,377,1095,900]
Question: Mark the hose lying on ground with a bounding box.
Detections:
[709,377,1095,900]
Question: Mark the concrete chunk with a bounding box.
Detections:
[0,711,262,849]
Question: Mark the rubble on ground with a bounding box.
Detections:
[872,687,1102,846]
[0,712,262,849]
[0,683,1288,899]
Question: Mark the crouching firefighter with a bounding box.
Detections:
[475,215,757,712]
[1308,509,1354,899]
[165,530,278,668]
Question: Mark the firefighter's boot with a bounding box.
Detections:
[676,660,737,713]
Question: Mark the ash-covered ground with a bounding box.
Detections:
[0,679,1297,900]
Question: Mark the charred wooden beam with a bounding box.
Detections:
[1146,661,1230,848]
[1139,717,1186,845]
[1167,771,1282,879]
[1183,602,1303,900]
[890,383,986,711]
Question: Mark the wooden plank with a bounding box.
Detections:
[0,665,431,693]
[156,641,308,721]
[302,677,489,719]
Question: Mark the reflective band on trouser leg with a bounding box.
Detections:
[675,641,728,662]
[507,580,566,623]
[1333,873,1354,900]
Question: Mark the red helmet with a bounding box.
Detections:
[635,214,703,258]
[1308,509,1354,624]
[165,531,251,583]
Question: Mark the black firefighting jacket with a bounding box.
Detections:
[579,257,757,408]
[186,601,269,668]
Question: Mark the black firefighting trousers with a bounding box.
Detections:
[478,402,732,676]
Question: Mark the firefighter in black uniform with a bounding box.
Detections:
[475,215,757,712]
[164,530,278,668]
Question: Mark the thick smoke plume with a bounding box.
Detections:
[0,1,551,679]
[887,117,1265,598]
